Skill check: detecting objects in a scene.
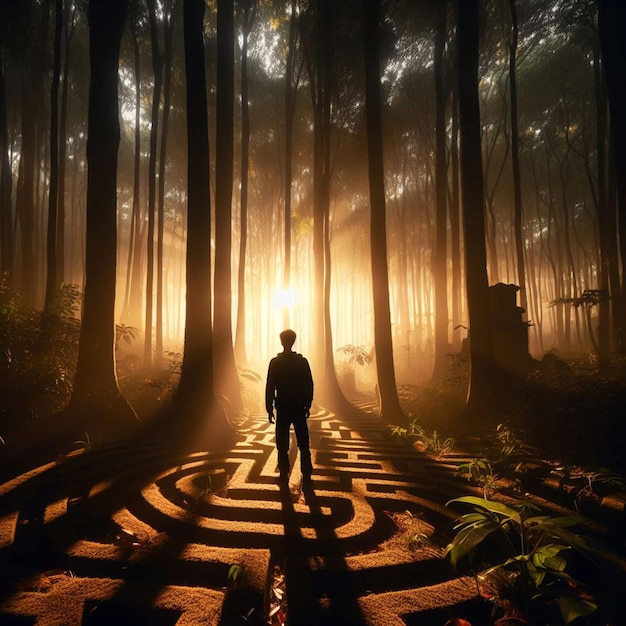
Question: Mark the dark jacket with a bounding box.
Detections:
[265,351,314,413]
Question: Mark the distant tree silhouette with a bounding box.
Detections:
[69,0,137,437]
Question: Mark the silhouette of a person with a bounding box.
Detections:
[266,329,314,478]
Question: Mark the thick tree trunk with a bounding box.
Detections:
[456,0,496,420]
[176,0,215,421]
[69,0,136,438]
[363,0,405,425]
[213,0,242,410]
[598,0,626,351]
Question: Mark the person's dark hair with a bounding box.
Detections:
[280,329,297,349]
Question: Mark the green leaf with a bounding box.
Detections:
[532,544,568,572]
[448,496,521,524]
[446,518,500,567]
[559,591,597,624]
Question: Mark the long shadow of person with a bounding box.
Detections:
[277,476,365,625]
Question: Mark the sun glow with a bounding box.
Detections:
[273,288,296,309]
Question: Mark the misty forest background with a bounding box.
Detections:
[1,0,626,473]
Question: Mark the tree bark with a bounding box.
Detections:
[432,0,449,380]
[234,0,256,367]
[598,0,626,351]
[456,0,496,420]
[213,0,242,410]
[176,0,215,421]
[0,47,13,278]
[363,0,405,425]
[69,0,137,437]
[508,0,527,319]
[44,0,62,312]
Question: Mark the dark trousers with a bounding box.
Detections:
[275,406,312,474]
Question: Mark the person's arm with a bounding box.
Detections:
[265,359,276,423]
[303,358,314,416]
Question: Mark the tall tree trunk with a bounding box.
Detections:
[122,20,142,327]
[0,47,13,278]
[508,0,527,320]
[176,0,215,421]
[283,0,297,328]
[156,2,176,361]
[456,0,496,420]
[56,0,75,288]
[44,0,63,312]
[363,0,405,426]
[432,0,449,380]
[598,0,626,351]
[234,0,256,367]
[214,0,241,409]
[593,43,610,361]
[69,0,137,438]
[450,72,462,352]
[144,0,163,366]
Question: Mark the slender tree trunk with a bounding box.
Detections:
[363,0,405,425]
[214,0,241,409]
[450,73,462,352]
[56,0,75,288]
[283,0,297,328]
[69,0,137,437]
[508,0,527,321]
[122,20,142,326]
[144,0,163,366]
[456,0,496,420]
[593,44,610,361]
[44,0,63,311]
[432,0,449,380]
[156,3,177,362]
[0,47,13,278]
[234,1,255,367]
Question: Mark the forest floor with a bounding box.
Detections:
[2,373,626,625]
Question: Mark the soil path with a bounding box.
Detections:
[0,404,623,625]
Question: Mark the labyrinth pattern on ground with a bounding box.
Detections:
[0,407,486,625]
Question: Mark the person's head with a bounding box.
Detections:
[279,329,297,350]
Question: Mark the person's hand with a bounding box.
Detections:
[305,406,311,419]
[268,411,275,424]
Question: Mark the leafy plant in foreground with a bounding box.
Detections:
[446,496,608,624]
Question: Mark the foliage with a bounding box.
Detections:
[336,344,373,368]
[391,415,455,457]
[446,496,609,624]
[558,467,626,511]
[0,278,81,433]
[458,458,498,499]
[228,564,243,586]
